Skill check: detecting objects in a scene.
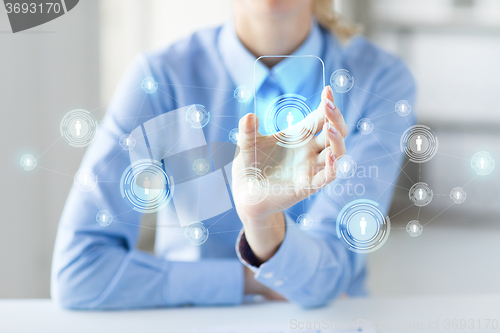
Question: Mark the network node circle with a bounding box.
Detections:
[400,125,438,163]
[471,151,495,176]
[296,214,313,231]
[234,86,252,103]
[96,210,113,227]
[336,199,391,253]
[185,221,209,245]
[409,182,433,207]
[395,100,412,117]
[357,118,373,135]
[74,168,98,192]
[193,158,209,175]
[20,154,37,171]
[264,94,316,149]
[336,155,357,179]
[235,167,269,205]
[450,187,467,204]
[60,109,98,147]
[120,159,174,214]
[229,128,239,144]
[330,69,354,93]
[406,220,423,237]
[186,104,210,129]
[141,77,158,94]
[119,134,136,151]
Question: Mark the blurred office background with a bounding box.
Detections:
[0,0,499,299]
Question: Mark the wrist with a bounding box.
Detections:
[242,212,286,262]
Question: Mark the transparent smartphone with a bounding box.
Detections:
[253,55,327,190]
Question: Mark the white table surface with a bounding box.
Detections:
[0,294,499,333]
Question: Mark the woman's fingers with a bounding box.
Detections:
[311,146,337,188]
[316,123,345,161]
[322,86,348,138]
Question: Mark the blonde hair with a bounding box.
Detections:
[313,0,360,41]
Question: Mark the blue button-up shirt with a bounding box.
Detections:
[51,19,416,309]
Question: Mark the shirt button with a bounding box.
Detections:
[274,279,284,287]
[262,272,274,279]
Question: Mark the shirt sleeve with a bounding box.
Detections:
[50,55,244,309]
[236,58,416,308]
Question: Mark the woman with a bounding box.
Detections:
[52,0,415,309]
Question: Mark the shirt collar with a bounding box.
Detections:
[218,18,324,96]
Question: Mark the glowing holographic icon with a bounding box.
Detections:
[119,134,136,150]
[96,210,113,227]
[401,125,438,163]
[141,77,158,94]
[235,167,269,205]
[193,159,210,175]
[264,94,316,148]
[296,214,313,231]
[357,118,373,135]
[409,182,433,207]
[406,220,423,237]
[395,100,412,117]
[471,151,495,176]
[74,169,98,192]
[229,128,239,144]
[337,199,390,253]
[336,155,357,179]
[120,159,174,214]
[60,109,98,147]
[330,69,354,93]
[450,187,466,204]
[234,86,252,103]
[186,104,210,129]
[185,221,209,245]
[20,154,37,171]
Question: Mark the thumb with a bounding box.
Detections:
[238,113,260,148]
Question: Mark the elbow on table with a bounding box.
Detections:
[51,275,103,310]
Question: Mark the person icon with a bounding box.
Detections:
[456,191,460,199]
[82,175,88,186]
[125,138,130,146]
[363,122,367,130]
[26,158,31,166]
[480,158,486,169]
[401,104,405,113]
[194,228,201,239]
[343,161,349,173]
[418,188,424,200]
[416,135,422,152]
[360,217,367,235]
[247,178,254,194]
[287,111,294,129]
[413,224,417,233]
[339,76,345,86]
[102,215,106,223]
[75,120,82,137]
[148,81,152,90]
[196,111,201,123]
[143,177,151,195]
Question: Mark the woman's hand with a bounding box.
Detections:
[232,86,348,262]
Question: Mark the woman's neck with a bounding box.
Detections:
[233,4,313,67]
